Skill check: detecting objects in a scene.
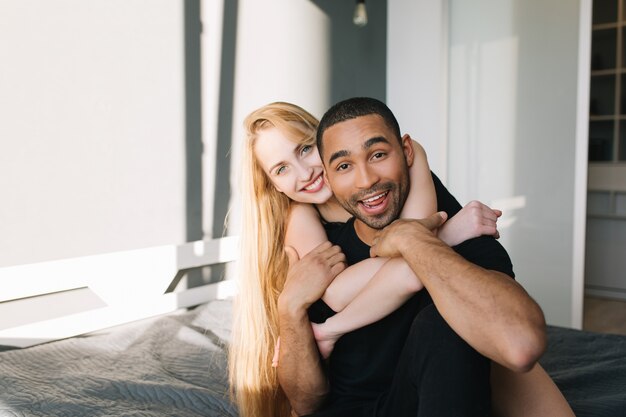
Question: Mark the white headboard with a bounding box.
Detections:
[0,236,238,348]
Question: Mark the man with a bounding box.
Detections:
[276,97,547,416]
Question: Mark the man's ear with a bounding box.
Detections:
[401,134,415,167]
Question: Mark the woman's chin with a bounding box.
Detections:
[295,188,333,205]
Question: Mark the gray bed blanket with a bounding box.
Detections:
[0,300,238,417]
[2,300,626,416]
[541,325,626,417]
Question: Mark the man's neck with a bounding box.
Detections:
[317,196,352,223]
[353,219,377,246]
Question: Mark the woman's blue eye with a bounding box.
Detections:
[301,145,312,155]
[276,166,286,175]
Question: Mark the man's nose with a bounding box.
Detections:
[355,164,379,189]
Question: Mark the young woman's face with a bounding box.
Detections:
[254,126,333,205]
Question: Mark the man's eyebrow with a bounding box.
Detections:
[363,136,390,149]
[328,149,349,165]
[327,137,391,165]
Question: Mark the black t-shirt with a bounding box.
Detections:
[308,173,515,410]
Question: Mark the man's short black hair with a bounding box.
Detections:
[316,97,402,159]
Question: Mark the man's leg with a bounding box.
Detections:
[375,304,491,417]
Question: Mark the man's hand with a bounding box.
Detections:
[279,241,346,314]
[370,212,447,259]
[438,200,502,247]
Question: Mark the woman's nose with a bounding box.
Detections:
[297,164,314,181]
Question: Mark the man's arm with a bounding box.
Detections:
[370,213,546,373]
[277,243,346,415]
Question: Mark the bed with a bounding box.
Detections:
[0,300,237,417]
[1,238,625,417]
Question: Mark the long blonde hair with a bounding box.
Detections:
[229,102,320,417]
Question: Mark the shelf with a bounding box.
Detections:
[588,213,626,220]
[589,2,626,162]
[593,22,624,30]
[591,69,626,76]
[589,115,625,120]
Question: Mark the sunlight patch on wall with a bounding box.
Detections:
[449,35,519,206]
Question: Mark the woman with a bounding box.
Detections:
[229,102,573,417]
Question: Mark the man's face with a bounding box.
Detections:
[321,114,413,232]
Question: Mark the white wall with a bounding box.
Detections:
[0,0,389,267]
[388,0,590,327]
[387,0,449,179]
[447,0,590,327]
[0,0,188,266]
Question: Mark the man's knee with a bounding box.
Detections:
[408,304,458,346]
[406,304,490,376]
[405,304,491,415]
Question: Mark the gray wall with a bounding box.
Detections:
[311,0,387,105]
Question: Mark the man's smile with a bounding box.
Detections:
[356,190,391,215]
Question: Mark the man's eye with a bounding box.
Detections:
[300,145,312,155]
[337,163,349,171]
[372,152,385,159]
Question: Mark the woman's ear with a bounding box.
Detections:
[401,134,415,167]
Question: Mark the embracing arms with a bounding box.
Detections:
[370,213,547,372]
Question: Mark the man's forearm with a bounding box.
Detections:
[277,302,328,415]
[399,231,546,372]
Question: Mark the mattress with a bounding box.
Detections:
[1,300,625,417]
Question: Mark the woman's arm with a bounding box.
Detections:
[285,204,399,311]
[284,203,424,359]
[312,257,423,358]
[438,200,502,246]
[402,139,501,246]
[401,139,437,219]
[284,203,329,259]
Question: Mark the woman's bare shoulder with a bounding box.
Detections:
[288,202,321,221]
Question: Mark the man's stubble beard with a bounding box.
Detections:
[338,170,410,230]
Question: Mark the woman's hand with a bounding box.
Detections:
[437,200,501,247]
[278,242,346,315]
